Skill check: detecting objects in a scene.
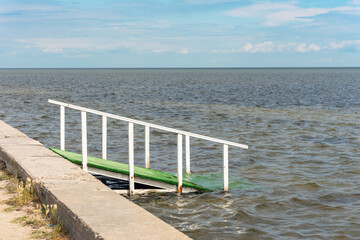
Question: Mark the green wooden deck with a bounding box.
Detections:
[50,148,210,191]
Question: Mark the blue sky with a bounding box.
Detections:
[1,0,360,67]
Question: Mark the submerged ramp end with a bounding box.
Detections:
[50,148,211,193]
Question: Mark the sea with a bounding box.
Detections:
[0,68,359,239]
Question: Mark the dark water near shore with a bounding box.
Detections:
[0,68,359,239]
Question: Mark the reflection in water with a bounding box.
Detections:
[0,68,359,239]
[183,172,258,191]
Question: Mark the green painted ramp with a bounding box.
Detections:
[50,148,210,192]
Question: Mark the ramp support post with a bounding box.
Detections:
[185,135,190,174]
[177,134,183,193]
[129,122,135,196]
[223,144,229,191]
[145,125,150,169]
[102,116,107,160]
[81,111,88,172]
[60,105,65,150]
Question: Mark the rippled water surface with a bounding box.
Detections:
[0,68,359,239]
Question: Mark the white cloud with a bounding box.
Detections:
[296,43,307,53]
[211,42,323,54]
[187,0,240,5]
[266,7,328,26]
[179,48,189,54]
[211,40,360,54]
[72,54,91,58]
[296,43,320,52]
[42,48,63,53]
[243,41,275,53]
[152,49,167,53]
[227,2,294,18]
[211,41,275,53]
[349,0,360,5]
[308,44,321,51]
[243,43,253,52]
[332,6,360,15]
[329,40,360,50]
[16,38,135,53]
[226,2,360,26]
[277,43,294,52]
[0,4,62,14]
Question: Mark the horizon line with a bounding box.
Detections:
[1,67,360,70]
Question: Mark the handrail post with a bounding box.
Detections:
[177,134,183,193]
[223,144,229,191]
[102,115,107,159]
[185,135,190,174]
[145,125,150,168]
[60,105,65,150]
[128,122,135,196]
[81,111,88,172]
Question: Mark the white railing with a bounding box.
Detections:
[48,99,248,195]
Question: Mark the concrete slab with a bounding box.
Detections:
[0,120,191,240]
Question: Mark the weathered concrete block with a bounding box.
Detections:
[0,120,191,240]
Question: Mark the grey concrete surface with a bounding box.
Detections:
[0,120,191,240]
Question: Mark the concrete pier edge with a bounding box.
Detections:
[0,120,190,240]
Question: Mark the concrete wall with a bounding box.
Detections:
[0,120,190,240]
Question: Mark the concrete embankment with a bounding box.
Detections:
[0,120,190,240]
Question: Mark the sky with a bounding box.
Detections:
[1,0,360,68]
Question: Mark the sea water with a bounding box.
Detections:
[0,68,359,239]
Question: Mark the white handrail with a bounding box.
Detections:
[49,99,248,149]
[49,99,249,195]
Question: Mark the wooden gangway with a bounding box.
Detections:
[50,148,210,194]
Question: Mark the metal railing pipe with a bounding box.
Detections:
[177,134,183,193]
[102,115,107,160]
[145,125,150,168]
[223,144,229,191]
[185,135,190,174]
[60,105,65,150]
[81,111,88,171]
[128,122,135,196]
